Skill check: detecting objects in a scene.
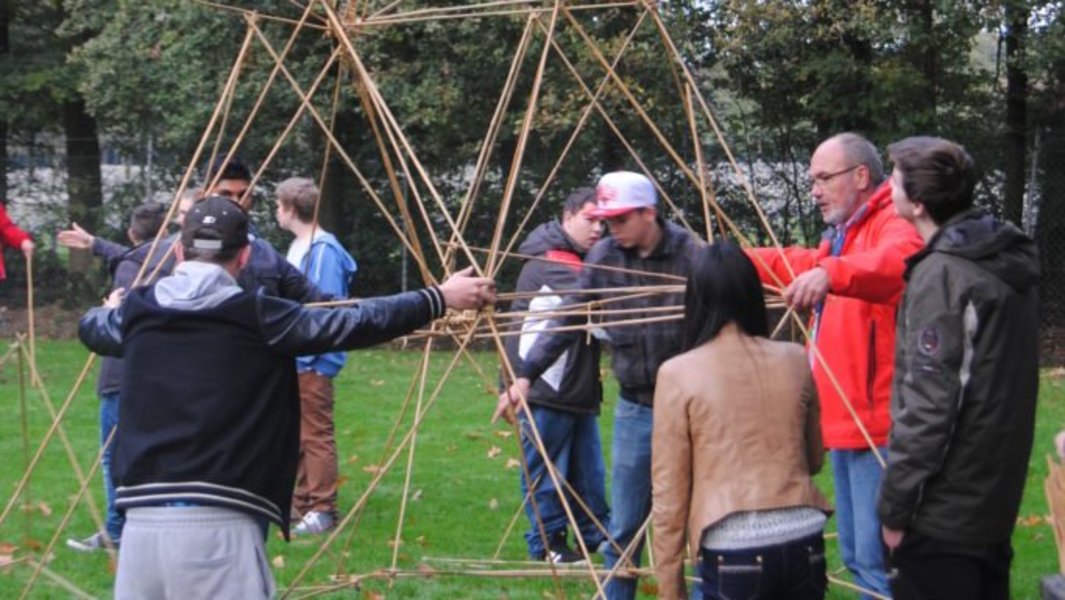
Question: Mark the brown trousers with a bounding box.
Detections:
[293,371,338,516]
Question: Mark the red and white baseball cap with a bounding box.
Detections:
[593,171,657,218]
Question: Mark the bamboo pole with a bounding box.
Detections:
[442,15,537,270]
[389,339,433,574]
[322,1,482,276]
[494,9,654,266]
[18,428,112,600]
[245,7,433,279]
[282,320,483,596]
[538,17,696,233]
[485,0,563,277]
[0,347,102,534]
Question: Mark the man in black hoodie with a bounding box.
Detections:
[877,136,1040,600]
[494,188,609,564]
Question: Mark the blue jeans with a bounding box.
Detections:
[602,398,653,600]
[100,392,124,542]
[520,405,609,557]
[831,449,890,599]
[698,533,827,600]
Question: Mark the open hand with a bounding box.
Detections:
[57,223,94,250]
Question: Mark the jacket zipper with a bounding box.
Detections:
[867,321,877,411]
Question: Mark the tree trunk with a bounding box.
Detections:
[62,97,103,273]
[1003,0,1028,226]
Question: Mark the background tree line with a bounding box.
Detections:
[2,1,1063,326]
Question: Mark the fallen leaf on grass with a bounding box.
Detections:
[363,464,382,474]
[362,590,384,600]
[487,446,502,459]
[1016,514,1048,527]
[37,502,52,517]
[272,555,285,568]
[417,563,436,577]
[346,454,360,464]
[370,379,386,387]
[493,430,513,439]
[416,535,427,547]
[411,489,422,501]
[505,458,521,470]
[488,498,499,510]
[465,431,484,441]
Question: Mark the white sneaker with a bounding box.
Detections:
[66,531,119,552]
[292,510,336,535]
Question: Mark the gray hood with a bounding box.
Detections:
[153,261,243,310]
[925,208,1040,293]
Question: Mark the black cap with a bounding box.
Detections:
[182,196,249,251]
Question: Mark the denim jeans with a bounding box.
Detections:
[831,448,890,599]
[698,533,827,600]
[601,398,653,600]
[100,392,124,542]
[520,405,610,557]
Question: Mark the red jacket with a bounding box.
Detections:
[0,203,32,281]
[749,183,923,449]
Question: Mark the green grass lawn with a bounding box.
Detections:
[0,340,1060,599]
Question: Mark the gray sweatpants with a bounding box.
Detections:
[115,506,275,600]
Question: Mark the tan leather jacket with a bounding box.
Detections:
[651,324,832,599]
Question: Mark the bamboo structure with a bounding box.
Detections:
[3,0,890,597]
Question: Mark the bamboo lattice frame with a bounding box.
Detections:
[2,1,889,598]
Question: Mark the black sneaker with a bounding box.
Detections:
[536,531,587,565]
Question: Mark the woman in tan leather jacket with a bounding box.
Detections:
[651,242,832,600]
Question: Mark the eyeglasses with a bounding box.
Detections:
[810,165,860,187]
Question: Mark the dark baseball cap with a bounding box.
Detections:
[181,195,249,251]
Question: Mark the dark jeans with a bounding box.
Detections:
[888,531,1012,600]
[100,392,124,542]
[519,405,609,557]
[698,533,827,600]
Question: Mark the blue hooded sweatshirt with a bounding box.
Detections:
[294,231,358,376]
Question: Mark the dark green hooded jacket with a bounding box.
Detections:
[877,208,1040,544]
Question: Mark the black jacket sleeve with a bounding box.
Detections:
[259,287,445,355]
[78,306,124,357]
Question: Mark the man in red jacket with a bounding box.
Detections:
[749,132,922,599]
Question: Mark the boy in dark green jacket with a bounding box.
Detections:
[877,136,1040,600]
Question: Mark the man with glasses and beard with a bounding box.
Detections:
[748,133,922,599]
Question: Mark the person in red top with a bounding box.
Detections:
[749,132,922,599]
[0,200,34,282]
